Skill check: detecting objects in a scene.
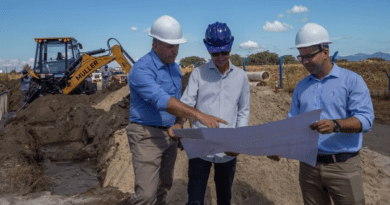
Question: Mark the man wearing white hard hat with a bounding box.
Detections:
[127,15,228,205]
[288,23,374,205]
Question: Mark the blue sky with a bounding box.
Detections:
[0,0,389,72]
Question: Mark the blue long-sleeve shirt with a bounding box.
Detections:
[128,49,181,127]
[288,64,374,155]
[181,60,250,163]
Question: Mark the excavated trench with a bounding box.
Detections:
[0,80,130,197]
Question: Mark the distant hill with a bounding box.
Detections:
[336,52,390,61]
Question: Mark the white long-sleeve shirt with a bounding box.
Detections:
[181,60,250,163]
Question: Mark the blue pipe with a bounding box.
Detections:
[243,58,248,71]
[332,51,338,63]
[279,56,285,89]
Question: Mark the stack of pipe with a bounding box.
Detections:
[246,71,270,86]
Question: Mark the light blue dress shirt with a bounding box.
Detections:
[128,49,182,127]
[288,64,374,155]
[181,60,250,163]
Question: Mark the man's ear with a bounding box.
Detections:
[323,48,329,60]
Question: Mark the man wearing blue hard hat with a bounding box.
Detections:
[21,70,32,103]
[180,22,250,205]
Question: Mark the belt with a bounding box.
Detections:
[130,122,170,129]
[316,152,359,163]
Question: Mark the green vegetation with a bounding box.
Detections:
[180,56,206,68]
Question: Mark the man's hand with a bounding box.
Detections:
[167,123,182,141]
[198,113,228,128]
[267,155,280,161]
[225,151,240,157]
[310,119,335,134]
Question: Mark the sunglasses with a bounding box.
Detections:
[210,51,230,57]
[297,49,323,62]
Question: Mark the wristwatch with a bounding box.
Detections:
[333,120,340,133]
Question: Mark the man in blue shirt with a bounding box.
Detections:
[288,23,374,205]
[127,15,227,205]
[180,22,250,205]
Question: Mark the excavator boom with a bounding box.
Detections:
[62,45,133,94]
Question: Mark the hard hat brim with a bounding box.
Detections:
[204,39,234,53]
[149,33,187,45]
[291,41,332,49]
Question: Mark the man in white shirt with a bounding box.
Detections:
[180,22,250,205]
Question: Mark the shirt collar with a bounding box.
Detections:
[150,49,174,70]
[209,60,234,74]
[308,63,340,81]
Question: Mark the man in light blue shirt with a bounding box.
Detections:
[127,15,227,205]
[180,22,250,205]
[289,23,374,205]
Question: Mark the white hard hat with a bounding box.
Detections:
[293,23,332,49]
[149,15,187,45]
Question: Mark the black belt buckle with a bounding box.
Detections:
[150,125,170,129]
[317,152,358,163]
[131,122,169,129]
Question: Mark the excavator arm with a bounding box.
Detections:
[62,44,134,94]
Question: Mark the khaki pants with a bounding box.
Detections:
[126,123,178,205]
[299,155,365,205]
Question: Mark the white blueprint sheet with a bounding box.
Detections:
[174,109,322,167]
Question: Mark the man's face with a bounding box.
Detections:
[298,46,326,75]
[153,40,179,66]
[210,51,230,69]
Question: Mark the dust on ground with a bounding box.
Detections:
[0,70,389,205]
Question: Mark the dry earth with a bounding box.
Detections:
[0,61,389,205]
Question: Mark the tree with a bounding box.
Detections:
[23,64,31,72]
[230,54,244,66]
[180,56,206,68]
[247,51,279,65]
[282,55,298,64]
[336,59,348,63]
[366,58,385,62]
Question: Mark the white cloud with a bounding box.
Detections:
[302,17,308,22]
[131,27,137,32]
[277,14,284,18]
[287,5,309,14]
[142,28,151,33]
[263,21,293,32]
[239,40,266,53]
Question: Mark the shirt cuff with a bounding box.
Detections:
[353,115,372,133]
[156,95,172,111]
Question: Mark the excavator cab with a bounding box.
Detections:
[30,37,85,96]
[33,37,81,77]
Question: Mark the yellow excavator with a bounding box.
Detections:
[19,37,135,111]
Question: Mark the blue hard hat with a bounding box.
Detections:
[203,22,234,53]
[105,65,108,68]
[22,70,28,75]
